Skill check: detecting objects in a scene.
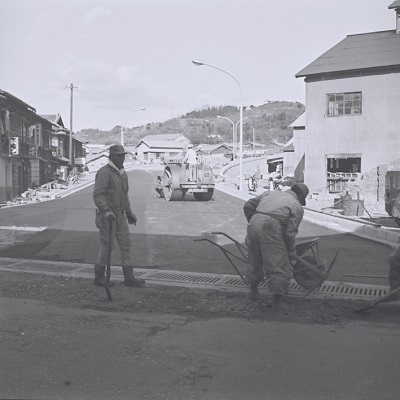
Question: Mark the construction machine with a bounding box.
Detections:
[155,157,215,201]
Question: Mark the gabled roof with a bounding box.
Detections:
[389,1,400,9]
[290,113,305,128]
[40,113,65,128]
[283,138,294,152]
[296,30,400,77]
[136,140,185,149]
[0,89,36,111]
[197,143,229,152]
[41,114,58,123]
[140,133,188,142]
[266,140,285,147]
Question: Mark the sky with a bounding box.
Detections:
[0,0,396,132]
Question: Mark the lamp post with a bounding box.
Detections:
[217,116,235,159]
[192,60,244,191]
[217,116,248,160]
[121,108,146,146]
[235,117,247,159]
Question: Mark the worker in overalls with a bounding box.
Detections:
[243,183,309,310]
[93,145,145,288]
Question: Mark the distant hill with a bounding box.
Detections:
[77,101,305,146]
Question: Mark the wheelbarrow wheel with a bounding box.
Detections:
[293,255,324,290]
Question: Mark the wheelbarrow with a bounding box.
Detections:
[194,231,339,297]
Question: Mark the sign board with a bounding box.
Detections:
[10,137,19,155]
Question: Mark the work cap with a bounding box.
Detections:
[291,183,309,206]
[109,145,127,156]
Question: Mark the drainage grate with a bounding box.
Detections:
[77,266,388,299]
[0,258,389,300]
[146,271,222,284]
[222,277,247,286]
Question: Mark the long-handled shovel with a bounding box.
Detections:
[105,218,113,301]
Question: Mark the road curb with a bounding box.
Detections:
[55,180,95,198]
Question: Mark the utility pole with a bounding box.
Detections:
[66,83,78,168]
[253,128,255,153]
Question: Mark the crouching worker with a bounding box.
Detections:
[384,193,400,301]
[243,183,309,310]
[93,145,145,288]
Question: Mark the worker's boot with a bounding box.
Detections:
[94,265,114,287]
[122,266,145,287]
[249,284,259,301]
[271,294,285,311]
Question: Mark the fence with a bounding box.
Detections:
[327,172,359,193]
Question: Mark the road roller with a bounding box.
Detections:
[155,158,215,201]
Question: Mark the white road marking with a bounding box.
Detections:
[0,226,47,232]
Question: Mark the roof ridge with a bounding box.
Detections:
[346,29,396,37]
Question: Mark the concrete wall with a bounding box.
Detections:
[283,128,306,180]
[283,151,295,177]
[304,73,400,193]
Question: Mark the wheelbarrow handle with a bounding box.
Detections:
[211,231,248,251]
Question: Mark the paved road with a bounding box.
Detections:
[1,294,399,400]
[0,168,394,286]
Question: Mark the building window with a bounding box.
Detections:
[327,92,362,116]
[326,156,361,193]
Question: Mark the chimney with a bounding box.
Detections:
[388,1,400,34]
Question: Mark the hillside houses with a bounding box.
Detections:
[294,1,400,211]
[196,143,230,156]
[134,133,191,162]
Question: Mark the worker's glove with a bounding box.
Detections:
[288,251,297,262]
[126,212,137,225]
[104,210,116,221]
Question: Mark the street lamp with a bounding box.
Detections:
[235,117,247,159]
[192,60,244,191]
[217,116,235,159]
[217,116,248,160]
[121,108,146,146]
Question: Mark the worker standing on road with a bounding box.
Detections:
[183,147,198,181]
[243,183,309,310]
[93,145,145,288]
